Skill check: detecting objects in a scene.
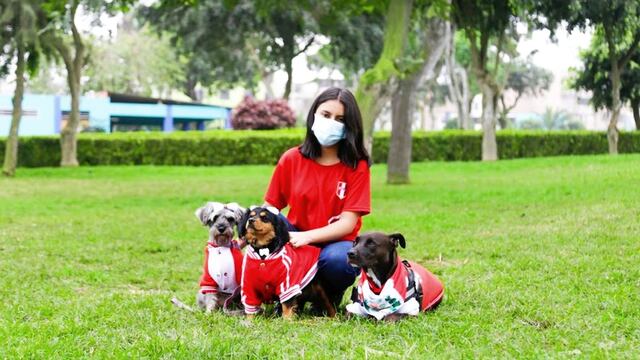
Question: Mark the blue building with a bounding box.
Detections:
[0,92,232,136]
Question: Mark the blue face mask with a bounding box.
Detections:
[312,113,346,146]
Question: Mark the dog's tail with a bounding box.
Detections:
[171,297,195,312]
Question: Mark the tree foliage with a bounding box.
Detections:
[533,0,640,150]
[83,21,184,97]
[570,32,640,129]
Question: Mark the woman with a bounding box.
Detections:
[264,87,371,307]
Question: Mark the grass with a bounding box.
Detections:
[1,154,639,358]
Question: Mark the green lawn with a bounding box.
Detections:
[1,154,639,358]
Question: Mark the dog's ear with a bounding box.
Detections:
[195,202,224,225]
[195,201,224,225]
[389,233,406,249]
[274,213,290,247]
[226,202,246,223]
[237,208,251,238]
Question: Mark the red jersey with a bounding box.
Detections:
[241,243,320,314]
[199,242,244,295]
[265,147,371,241]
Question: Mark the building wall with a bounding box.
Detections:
[0,94,56,136]
[0,93,231,137]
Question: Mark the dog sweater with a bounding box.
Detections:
[241,243,320,314]
[199,241,244,295]
[346,258,444,320]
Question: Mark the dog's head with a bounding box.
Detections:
[195,202,245,247]
[347,232,406,269]
[238,206,289,257]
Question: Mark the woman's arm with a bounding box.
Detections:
[289,211,359,247]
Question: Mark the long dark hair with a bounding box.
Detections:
[299,87,370,169]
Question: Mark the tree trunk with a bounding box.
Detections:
[59,2,84,167]
[632,98,640,130]
[283,57,293,100]
[184,75,200,102]
[61,72,81,166]
[2,44,26,177]
[262,71,276,99]
[387,18,448,184]
[445,23,470,129]
[608,62,622,155]
[355,0,413,156]
[480,82,498,161]
[388,78,415,184]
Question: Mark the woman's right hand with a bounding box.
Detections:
[289,231,314,248]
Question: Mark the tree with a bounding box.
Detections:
[387,3,449,184]
[83,21,184,98]
[42,0,133,167]
[536,0,640,154]
[355,0,415,155]
[498,57,553,129]
[570,33,640,130]
[1,0,51,177]
[306,11,385,87]
[142,0,326,100]
[444,25,472,129]
[451,0,522,161]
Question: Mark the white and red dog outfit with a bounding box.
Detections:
[241,243,320,315]
[346,258,444,320]
[199,241,244,296]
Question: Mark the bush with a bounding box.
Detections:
[0,130,639,168]
[231,97,296,130]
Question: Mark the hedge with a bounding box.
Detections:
[1,130,639,168]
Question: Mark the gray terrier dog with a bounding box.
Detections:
[194,202,245,312]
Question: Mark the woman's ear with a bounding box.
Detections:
[389,233,406,249]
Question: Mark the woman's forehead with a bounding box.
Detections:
[317,99,344,115]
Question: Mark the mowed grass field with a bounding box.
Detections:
[1,154,639,358]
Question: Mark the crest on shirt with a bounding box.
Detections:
[336,181,347,200]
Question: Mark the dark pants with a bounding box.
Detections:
[279,215,359,304]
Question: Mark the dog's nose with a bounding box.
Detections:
[347,249,356,259]
[216,224,226,232]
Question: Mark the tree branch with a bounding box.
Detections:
[293,35,315,58]
[619,29,640,69]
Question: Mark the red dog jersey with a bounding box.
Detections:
[241,243,320,314]
[346,258,444,320]
[264,147,370,241]
[199,242,244,295]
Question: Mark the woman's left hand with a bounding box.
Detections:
[289,231,313,247]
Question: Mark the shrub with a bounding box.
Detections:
[0,130,639,168]
[231,97,296,130]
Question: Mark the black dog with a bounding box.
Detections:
[238,206,336,318]
[346,232,444,321]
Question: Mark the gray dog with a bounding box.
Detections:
[194,202,245,312]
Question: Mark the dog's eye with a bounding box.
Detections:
[365,239,374,247]
[226,216,235,223]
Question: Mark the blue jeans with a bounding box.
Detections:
[279,214,359,302]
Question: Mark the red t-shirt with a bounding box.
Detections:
[264,147,371,241]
